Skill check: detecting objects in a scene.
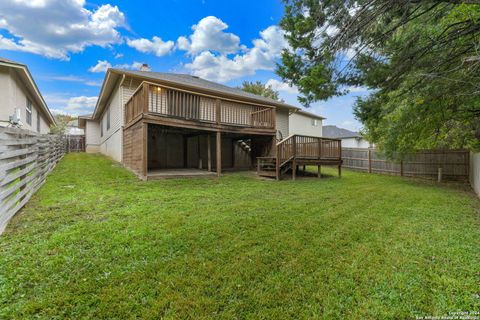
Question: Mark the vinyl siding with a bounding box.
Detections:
[276,108,289,139]
[98,84,123,162]
[289,113,323,137]
[341,137,372,148]
[85,120,100,153]
[0,67,50,133]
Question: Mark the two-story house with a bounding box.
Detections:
[80,68,342,180]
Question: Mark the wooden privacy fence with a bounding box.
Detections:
[0,127,66,234]
[66,135,85,152]
[342,148,469,181]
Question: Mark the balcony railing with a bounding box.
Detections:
[125,82,276,130]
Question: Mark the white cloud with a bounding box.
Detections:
[127,36,174,56]
[64,96,98,113]
[0,1,126,60]
[185,25,289,82]
[89,60,112,73]
[347,86,369,93]
[177,16,242,55]
[44,75,101,87]
[88,60,148,73]
[266,79,298,94]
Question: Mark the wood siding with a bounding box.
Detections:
[123,120,145,177]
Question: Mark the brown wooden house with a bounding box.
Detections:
[79,68,341,180]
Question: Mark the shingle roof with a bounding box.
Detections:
[0,57,23,65]
[295,109,325,120]
[110,69,299,110]
[322,125,360,139]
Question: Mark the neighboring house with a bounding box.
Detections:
[322,125,373,148]
[0,57,55,133]
[289,109,324,138]
[66,119,84,135]
[79,68,300,179]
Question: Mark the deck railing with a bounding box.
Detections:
[124,82,276,129]
[277,135,342,165]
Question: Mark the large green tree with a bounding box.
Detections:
[239,81,281,101]
[278,0,480,155]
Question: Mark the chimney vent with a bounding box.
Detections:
[140,63,150,71]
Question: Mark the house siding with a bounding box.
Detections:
[289,113,323,137]
[341,137,372,148]
[0,67,49,133]
[98,84,123,162]
[276,108,289,139]
[85,120,100,153]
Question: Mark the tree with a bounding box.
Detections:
[50,114,75,134]
[278,0,480,155]
[239,81,281,101]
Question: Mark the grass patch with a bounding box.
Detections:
[1,153,479,319]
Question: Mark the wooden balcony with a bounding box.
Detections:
[124,82,276,135]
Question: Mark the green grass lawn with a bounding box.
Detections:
[1,153,479,319]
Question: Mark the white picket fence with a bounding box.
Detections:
[0,127,66,234]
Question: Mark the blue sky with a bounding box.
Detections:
[0,0,368,131]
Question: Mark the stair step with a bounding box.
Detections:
[258,170,277,178]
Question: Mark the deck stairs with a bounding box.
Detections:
[256,134,343,180]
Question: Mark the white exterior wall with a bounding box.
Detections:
[341,137,372,148]
[0,67,50,133]
[98,84,123,162]
[85,120,100,153]
[289,112,323,137]
[470,152,480,198]
[84,77,140,163]
[276,108,289,139]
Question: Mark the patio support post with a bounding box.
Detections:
[207,135,212,172]
[216,131,221,177]
[183,136,188,168]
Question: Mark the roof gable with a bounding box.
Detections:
[0,57,56,126]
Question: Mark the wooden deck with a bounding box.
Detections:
[257,135,343,180]
[124,82,276,135]
[122,81,277,180]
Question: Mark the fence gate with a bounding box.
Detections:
[66,135,85,152]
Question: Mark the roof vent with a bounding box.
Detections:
[140,63,150,72]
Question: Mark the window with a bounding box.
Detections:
[100,118,103,137]
[26,99,32,125]
[37,111,41,132]
[106,106,111,130]
[311,119,318,126]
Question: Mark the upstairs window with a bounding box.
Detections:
[26,99,32,125]
[37,111,41,132]
[311,119,318,127]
